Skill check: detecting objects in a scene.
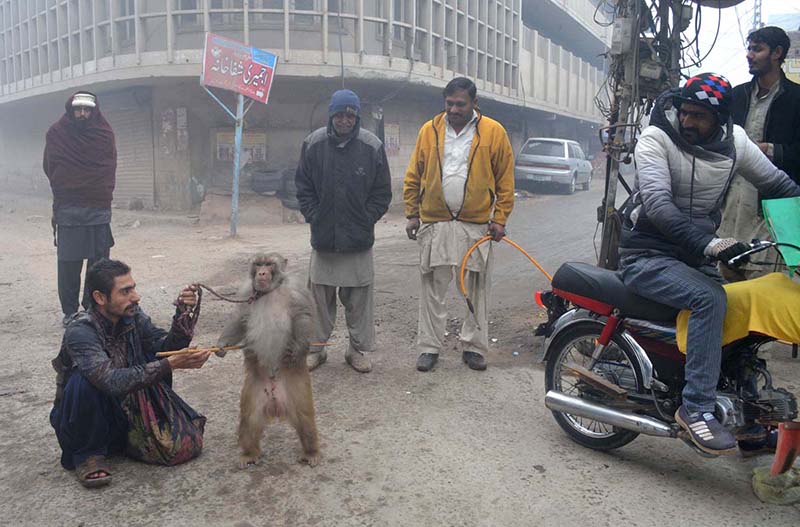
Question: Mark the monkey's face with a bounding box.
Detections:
[250,253,287,293]
[252,263,277,293]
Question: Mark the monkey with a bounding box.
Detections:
[216,252,320,468]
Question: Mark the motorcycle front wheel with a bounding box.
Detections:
[545,321,645,451]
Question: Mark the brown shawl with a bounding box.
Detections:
[43,92,117,210]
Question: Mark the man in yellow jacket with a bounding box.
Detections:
[403,77,515,372]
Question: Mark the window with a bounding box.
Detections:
[522,140,565,158]
[118,0,135,44]
[293,0,315,26]
[177,0,201,27]
[210,0,243,27]
[568,144,585,160]
[377,0,410,41]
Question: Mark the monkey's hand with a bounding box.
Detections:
[214,340,229,358]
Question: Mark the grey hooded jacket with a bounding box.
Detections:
[620,89,800,266]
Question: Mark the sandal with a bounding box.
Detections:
[75,455,112,488]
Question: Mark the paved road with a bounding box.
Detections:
[2,187,799,526]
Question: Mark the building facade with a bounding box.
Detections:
[0,0,608,211]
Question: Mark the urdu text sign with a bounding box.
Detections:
[201,33,278,104]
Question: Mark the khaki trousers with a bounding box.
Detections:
[416,264,490,357]
[310,282,376,354]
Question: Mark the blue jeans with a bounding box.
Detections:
[50,373,128,470]
[619,255,726,413]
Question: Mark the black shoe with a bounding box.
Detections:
[462,351,487,371]
[62,314,75,328]
[416,353,438,372]
[675,406,737,456]
[738,427,779,458]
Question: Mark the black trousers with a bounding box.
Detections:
[57,252,108,316]
[49,374,128,470]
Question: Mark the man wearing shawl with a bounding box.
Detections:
[43,92,117,327]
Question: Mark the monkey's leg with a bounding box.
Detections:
[283,366,321,466]
[238,357,269,468]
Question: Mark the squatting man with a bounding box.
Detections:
[50,259,210,488]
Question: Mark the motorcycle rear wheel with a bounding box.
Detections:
[545,321,645,451]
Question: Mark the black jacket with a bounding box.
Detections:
[295,120,392,252]
[53,308,192,405]
[731,72,800,183]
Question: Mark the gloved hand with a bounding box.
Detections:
[704,238,751,265]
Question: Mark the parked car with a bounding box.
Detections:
[514,138,593,194]
[246,161,284,194]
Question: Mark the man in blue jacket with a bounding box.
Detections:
[295,90,392,373]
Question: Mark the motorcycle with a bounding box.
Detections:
[538,241,799,457]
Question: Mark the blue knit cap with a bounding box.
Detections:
[329,89,360,117]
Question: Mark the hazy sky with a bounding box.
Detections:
[688,0,800,85]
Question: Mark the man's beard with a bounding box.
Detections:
[73,118,90,130]
[679,122,719,146]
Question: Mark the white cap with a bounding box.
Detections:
[72,93,96,108]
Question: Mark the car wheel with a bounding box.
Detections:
[581,172,591,191]
[564,174,576,195]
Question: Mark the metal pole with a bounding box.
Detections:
[231,93,245,237]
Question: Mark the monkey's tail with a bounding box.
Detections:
[458,235,552,331]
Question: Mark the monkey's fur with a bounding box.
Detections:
[217,253,320,468]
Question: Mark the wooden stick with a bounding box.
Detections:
[156,345,242,358]
[156,342,330,358]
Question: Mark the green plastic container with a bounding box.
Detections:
[762,196,800,271]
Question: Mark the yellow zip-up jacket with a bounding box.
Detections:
[403,111,515,225]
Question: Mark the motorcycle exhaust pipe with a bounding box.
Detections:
[545,390,677,438]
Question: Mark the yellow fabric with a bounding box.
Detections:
[403,111,515,225]
[676,273,800,353]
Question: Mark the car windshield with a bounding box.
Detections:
[521,141,564,157]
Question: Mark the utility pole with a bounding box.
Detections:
[752,0,763,33]
[597,0,692,269]
[597,0,638,269]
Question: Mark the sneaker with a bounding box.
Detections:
[416,353,438,372]
[462,351,487,371]
[674,406,737,456]
[344,349,372,373]
[306,350,327,371]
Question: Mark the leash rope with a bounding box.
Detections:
[458,235,552,331]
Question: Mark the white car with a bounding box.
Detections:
[514,138,593,194]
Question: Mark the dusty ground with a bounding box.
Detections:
[0,188,798,527]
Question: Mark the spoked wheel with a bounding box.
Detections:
[545,321,644,450]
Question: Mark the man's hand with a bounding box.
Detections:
[705,238,750,266]
[406,217,421,240]
[167,349,211,370]
[487,222,506,242]
[176,284,198,308]
[757,142,770,155]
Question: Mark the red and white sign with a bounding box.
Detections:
[201,33,278,105]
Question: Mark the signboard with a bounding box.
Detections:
[215,131,267,162]
[201,33,278,104]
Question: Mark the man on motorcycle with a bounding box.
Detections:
[618,72,800,455]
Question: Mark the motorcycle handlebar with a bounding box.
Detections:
[726,240,776,267]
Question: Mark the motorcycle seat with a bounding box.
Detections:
[552,262,680,322]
